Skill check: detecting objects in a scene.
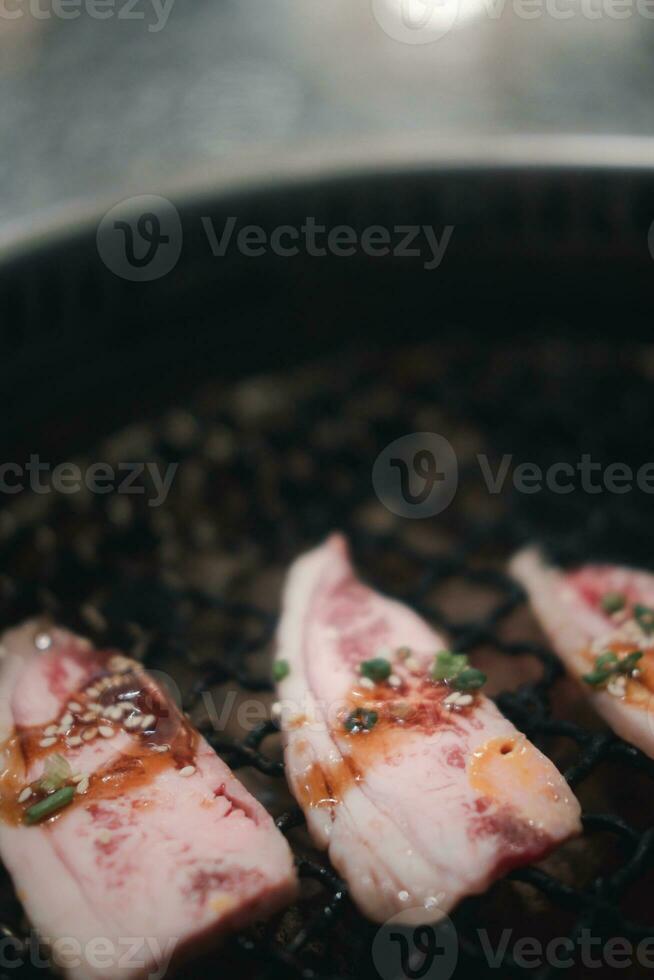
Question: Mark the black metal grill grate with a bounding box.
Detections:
[1,339,654,979]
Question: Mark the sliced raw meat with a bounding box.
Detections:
[0,622,297,980]
[511,548,654,758]
[274,535,581,923]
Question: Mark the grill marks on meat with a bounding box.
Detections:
[275,535,581,923]
[511,548,654,760]
[0,622,297,980]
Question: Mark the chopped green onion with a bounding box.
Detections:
[451,668,487,691]
[39,753,72,794]
[344,708,378,733]
[601,592,626,615]
[634,605,654,635]
[432,650,468,682]
[431,651,486,693]
[359,658,391,683]
[273,660,290,682]
[582,668,615,688]
[583,649,643,688]
[618,651,643,674]
[24,786,75,825]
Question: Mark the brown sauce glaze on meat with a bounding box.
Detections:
[293,678,479,811]
[0,650,197,827]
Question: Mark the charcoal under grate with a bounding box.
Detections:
[1,339,654,980]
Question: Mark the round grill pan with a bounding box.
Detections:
[2,141,654,979]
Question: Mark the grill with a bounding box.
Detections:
[1,338,654,980]
[2,153,654,979]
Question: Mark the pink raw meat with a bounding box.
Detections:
[0,622,297,979]
[274,535,581,923]
[511,548,654,759]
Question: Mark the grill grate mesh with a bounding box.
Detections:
[1,340,654,979]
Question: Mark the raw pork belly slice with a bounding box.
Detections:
[274,535,580,923]
[0,622,296,980]
[512,548,654,759]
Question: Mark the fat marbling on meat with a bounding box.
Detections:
[512,548,654,759]
[0,622,297,979]
[274,535,581,923]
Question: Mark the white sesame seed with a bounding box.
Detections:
[98,726,115,738]
[81,727,97,742]
[80,712,96,723]
[140,714,156,730]
[124,714,142,730]
[108,655,131,673]
[388,674,402,689]
[443,691,463,706]
[67,702,82,713]
[76,777,90,795]
[104,705,123,721]
[34,632,52,651]
[67,735,83,747]
[44,724,58,737]
[71,773,86,783]
[87,702,102,714]
[179,765,195,777]
[456,694,474,707]
[60,713,73,728]
[57,725,69,736]
[359,676,375,690]
[405,656,421,674]
[607,675,627,698]
[85,687,99,699]
[18,787,32,803]
[39,737,57,748]
[152,743,169,753]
